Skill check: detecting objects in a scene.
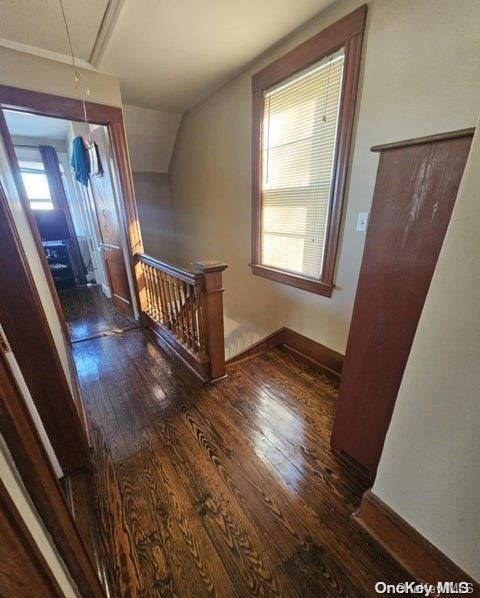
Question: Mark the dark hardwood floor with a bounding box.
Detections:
[59,285,136,342]
[73,328,411,597]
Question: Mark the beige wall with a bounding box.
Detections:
[373,121,480,581]
[123,104,181,173]
[0,46,122,106]
[122,104,181,264]
[170,0,480,357]
[133,171,177,263]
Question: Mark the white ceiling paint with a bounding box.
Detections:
[100,0,336,111]
[0,0,109,61]
[0,0,336,112]
[4,110,71,140]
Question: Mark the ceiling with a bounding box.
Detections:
[0,0,336,112]
[5,110,71,140]
[0,0,109,63]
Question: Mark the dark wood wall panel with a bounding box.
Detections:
[331,130,473,476]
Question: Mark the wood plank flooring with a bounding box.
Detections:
[73,328,411,597]
[59,285,136,342]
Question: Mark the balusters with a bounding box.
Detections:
[142,258,207,355]
[137,254,227,381]
[151,267,163,322]
[158,271,169,326]
[143,263,154,317]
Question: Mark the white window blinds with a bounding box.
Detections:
[260,49,345,279]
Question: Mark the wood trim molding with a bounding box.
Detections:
[0,84,123,124]
[250,264,334,297]
[0,84,144,319]
[354,490,479,590]
[371,128,476,152]
[0,108,91,444]
[0,478,64,597]
[0,179,91,474]
[252,6,367,91]
[250,6,367,295]
[0,351,104,597]
[144,313,210,383]
[227,327,344,376]
[282,328,344,376]
[61,469,116,597]
[89,0,125,67]
[0,109,70,341]
[0,85,144,457]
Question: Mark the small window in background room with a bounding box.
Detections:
[18,160,54,210]
[251,7,366,296]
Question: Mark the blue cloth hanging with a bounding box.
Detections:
[71,136,90,187]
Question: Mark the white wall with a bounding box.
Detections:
[169,0,480,358]
[373,122,480,581]
[0,434,78,596]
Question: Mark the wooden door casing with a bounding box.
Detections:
[0,479,64,597]
[331,130,473,476]
[89,127,133,316]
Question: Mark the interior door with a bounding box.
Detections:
[89,127,133,316]
[331,131,473,477]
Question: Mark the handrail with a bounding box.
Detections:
[136,252,201,285]
[136,253,228,382]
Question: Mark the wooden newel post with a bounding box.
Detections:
[193,261,228,382]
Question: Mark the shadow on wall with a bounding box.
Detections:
[224,315,275,360]
[133,172,177,264]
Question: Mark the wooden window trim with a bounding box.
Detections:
[250,5,367,297]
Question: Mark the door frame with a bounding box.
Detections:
[0,84,144,340]
[88,124,137,317]
[0,168,91,474]
[0,349,104,597]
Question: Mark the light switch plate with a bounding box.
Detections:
[356,212,369,232]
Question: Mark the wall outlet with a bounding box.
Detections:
[356,212,369,232]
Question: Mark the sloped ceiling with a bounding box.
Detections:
[100,0,336,111]
[0,0,336,112]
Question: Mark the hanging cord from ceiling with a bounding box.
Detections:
[58,0,91,125]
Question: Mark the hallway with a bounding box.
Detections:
[59,285,136,342]
[73,328,410,597]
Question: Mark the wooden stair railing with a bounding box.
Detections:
[136,253,228,382]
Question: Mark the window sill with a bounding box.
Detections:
[250,264,333,297]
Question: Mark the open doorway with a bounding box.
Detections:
[2,109,138,343]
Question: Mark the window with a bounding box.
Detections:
[251,6,366,296]
[18,160,55,210]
